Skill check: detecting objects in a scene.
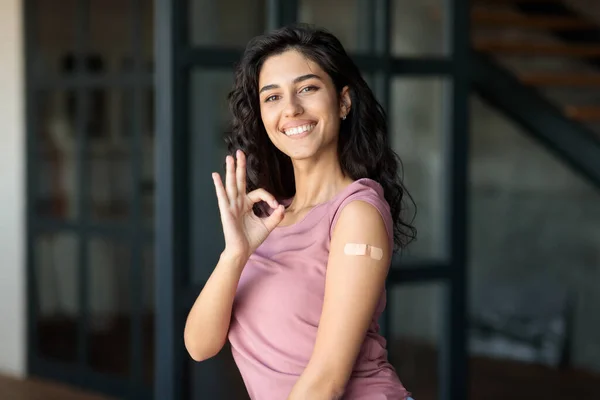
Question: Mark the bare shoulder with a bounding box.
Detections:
[333,199,387,234]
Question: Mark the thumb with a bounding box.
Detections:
[263,204,285,232]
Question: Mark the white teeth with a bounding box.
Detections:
[283,124,315,136]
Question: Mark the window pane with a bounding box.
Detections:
[143,244,155,386]
[391,0,447,57]
[189,69,233,284]
[87,87,133,222]
[298,0,374,53]
[388,282,444,400]
[35,232,79,363]
[35,90,78,220]
[35,0,77,78]
[142,0,154,60]
[89,0,130,74]
[142,88,156,226]
[390,77,448,262]
[89,0,154,74]
[189,0,267,48]
[86,237,131,377]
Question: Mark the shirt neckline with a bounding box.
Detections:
[272,178,371,232]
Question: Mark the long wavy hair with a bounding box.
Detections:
[225,24,416,250]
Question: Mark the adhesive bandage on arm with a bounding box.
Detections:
[343,243,384,261]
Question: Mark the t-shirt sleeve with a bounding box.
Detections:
[329,185,394,251]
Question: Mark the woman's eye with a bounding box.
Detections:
[300,86,318,93]
[265,95,279,102]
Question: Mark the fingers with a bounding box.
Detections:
[247,188,279,209]
[263,204,285,231]
[212,173,230,215]
[225,155,237,201]
[235,150,247,197]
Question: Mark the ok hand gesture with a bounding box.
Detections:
[212,150,285,261]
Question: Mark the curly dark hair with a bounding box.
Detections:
[225,24,416,250]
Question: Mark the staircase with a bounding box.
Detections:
[470,0,600,185]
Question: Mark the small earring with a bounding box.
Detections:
[342,115,347,120]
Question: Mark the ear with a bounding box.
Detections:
[339,86,352,119]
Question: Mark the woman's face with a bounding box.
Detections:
[257,49,350,161]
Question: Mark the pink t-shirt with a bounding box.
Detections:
[228,178,410,400]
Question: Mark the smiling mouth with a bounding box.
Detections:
[283,123,316,136]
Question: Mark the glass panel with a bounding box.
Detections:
[89,0,130,75]
[391,0,446,57]
[143,244,155,386]
[35,90,78,220]
[35,0,77,77]
[87,87,133,222]
[87,237,131,377]
[142,88,155,226]
[189,0,267,48]
[469,95,600,399]
[390,77,448,262]
[189,69,233,284]
[142,0,154,61]
[362,72,376,91]
[388,282,444,400]
[298,0,374,53]
[35,232,79,363]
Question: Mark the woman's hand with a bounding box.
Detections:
[212,150,285,260]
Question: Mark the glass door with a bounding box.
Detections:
[25,0,155,397]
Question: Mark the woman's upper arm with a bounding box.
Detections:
[305,199,391,390]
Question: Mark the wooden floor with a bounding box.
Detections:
[393,339,600,400]
[4,357,600,400]
[0,375,113,400]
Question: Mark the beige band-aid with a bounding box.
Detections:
[343,243,384,261]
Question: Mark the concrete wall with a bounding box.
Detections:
[0,0,26,377]
[470,96,600,370]
[470,0,600,372]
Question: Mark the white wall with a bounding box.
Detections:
[0,0,26,378]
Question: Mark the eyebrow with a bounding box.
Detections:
[259,74,322,94]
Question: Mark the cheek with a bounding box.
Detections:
[259,109,280,145]
[260,106,278,132]
[308,94,339,118]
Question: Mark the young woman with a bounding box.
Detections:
[184,24,416,400]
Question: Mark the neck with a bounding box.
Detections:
[288,149,353,211]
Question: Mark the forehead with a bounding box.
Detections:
[258,49,327,86]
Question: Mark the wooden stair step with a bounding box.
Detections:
[519,72,600,87]
[472,10,595,30]
[473,39,600,57]
[473,0,561,3]
[565,106,600,121]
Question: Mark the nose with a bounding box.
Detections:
[283,95,303,118]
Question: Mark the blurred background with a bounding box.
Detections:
[0,0,599,399]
